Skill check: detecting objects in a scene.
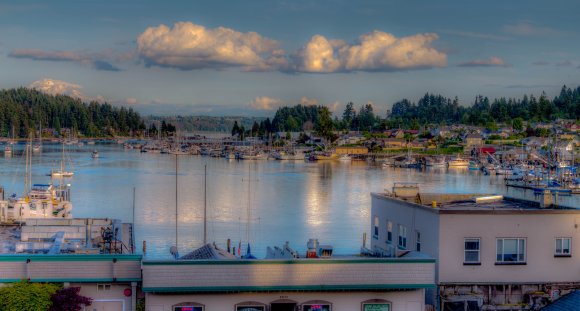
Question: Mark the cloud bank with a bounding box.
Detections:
[137,22,287,71]
[137,22,447,73]
[249,96,284,111]
[294,31,447,73]
[29,79,105,102]
[9,49,121,71]
[458,56,508,67]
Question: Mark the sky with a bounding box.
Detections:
[0,0,579,116]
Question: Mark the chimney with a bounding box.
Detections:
[540,190,552,208]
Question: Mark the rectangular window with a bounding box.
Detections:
[416,231,421,252]
[237,307,265,311]
[386,221,393,244]
[398,224,407,249]
[363,303,390,311]
[464,238,480,264]
[302,304,331,311]
[555,237,572,256]
[496,238,526,263]
[373,216,379,239]
[174,307,203,311]
[97,284,111,291]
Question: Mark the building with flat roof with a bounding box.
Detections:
[142,255,435,311]
[371,183,580,310]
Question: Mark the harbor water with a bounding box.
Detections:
[0,143,578,259]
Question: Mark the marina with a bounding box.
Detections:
[0,141,577,259]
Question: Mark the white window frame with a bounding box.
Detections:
[373,216,379,239]
[386,221,393,244]
[555,237,572,257]
[496,238,526,264]
[464,238,481,264]
[398,224,407,249]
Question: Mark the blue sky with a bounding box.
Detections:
[1,0,579,116]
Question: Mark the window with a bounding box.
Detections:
[373,216,379,239]
[302,303,331,311]
[386,221,393,244]
[464,238,480,264]
[97,284,111,291]
[362,299,391,311]
[555,237,571,257]
[237,306,265,311]
[398,224,407,249]
[416,231,421,252]
[496,238,526,264]
[173,303,204,311]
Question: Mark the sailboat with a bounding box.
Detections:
[0,136,73,223]
[50,143,74,177]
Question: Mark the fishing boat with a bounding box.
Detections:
[91,150,99,158]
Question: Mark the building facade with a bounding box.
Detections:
[371,186,580,310]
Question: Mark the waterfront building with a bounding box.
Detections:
[0,254,141,310]
[371,184,580,310]
[142,256,435,311]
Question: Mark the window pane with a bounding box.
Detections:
[556,239,563,253]
[465,251,479,262]
[465,240,479,250]
[503,239,518,261]
[518,239,525,261]
[497,240,503,261]
[564,238,571,252]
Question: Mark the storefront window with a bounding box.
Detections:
[362,303,390,311]
[237,307,265,311]
[174,307,203,311]
[303,304,331,311]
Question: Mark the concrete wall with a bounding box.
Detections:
[439,213,580,283]
[370,194,440,260]
[146,290,424,311]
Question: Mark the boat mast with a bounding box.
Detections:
[203,164,207,245]
[175,154,178,253]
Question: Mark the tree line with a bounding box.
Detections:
[388,85,580,128]
[0,88,145,138]
[257,85,580,138]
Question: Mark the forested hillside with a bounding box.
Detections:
[0,88,145,137]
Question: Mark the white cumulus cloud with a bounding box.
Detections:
[293,31,447,73]
[299,96,319,106]
[249,96,284,111]
[29,79,86,99]
[29,79,107,103]
[137,22,287,71]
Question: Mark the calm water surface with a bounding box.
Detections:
[1,143,578,258]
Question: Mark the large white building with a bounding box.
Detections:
[371,183,580,310]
